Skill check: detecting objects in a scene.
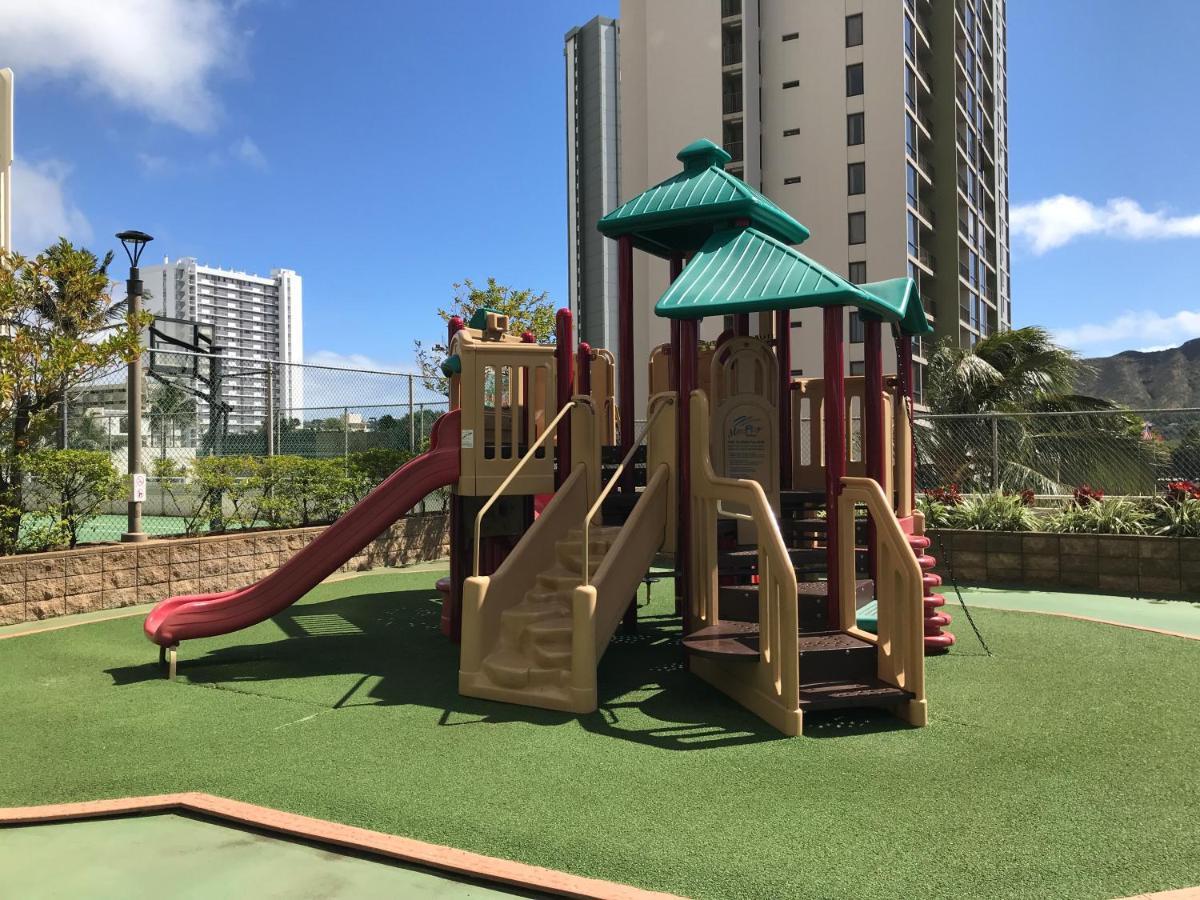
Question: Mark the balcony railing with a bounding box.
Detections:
[722,45,742,66]
[724,140,744,163]
[722,92,744,115]
[721,0,742,17]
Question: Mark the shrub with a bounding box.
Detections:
[916,495,955,528]
[1154,495,1200,538]
[348,447,413,487]
[1047,497,1152,535]
[948,492,1036,532]
[1072,484,1105,507]
[1164,480,1200,503]
[23,449,124,548]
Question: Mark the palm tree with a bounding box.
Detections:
[920,327,1163,494]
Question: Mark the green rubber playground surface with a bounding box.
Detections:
[955,585,1200,638]
[0,814,536,899]
[1,568,1198,900]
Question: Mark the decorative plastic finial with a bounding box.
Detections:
[676,139,733,173]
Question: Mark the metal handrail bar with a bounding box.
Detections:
[473,401,576,577]
[580,398,670,586]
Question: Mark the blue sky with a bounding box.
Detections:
[3,0,1198,366]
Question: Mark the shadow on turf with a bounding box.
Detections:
[107,588,910,749]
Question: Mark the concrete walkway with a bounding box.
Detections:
[955,586,1200,639]
[0,814,531,899]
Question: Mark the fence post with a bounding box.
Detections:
[991,414,1000,491]
[343,406,350,467]
[266,361,275,457]
[408,375,415,455]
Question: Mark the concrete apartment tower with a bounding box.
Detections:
[141,258,304,432]
[565,16,622,354]
[611,0,1009,406]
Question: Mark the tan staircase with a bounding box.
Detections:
[477,526,622,701]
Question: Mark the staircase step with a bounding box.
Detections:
[718,579,875,627]
[681,619,760,661]
[798,630,877,683]
[798,678,913,711]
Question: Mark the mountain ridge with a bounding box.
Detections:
[1076,337,1200,409]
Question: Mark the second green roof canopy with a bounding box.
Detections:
[654,226,934,337]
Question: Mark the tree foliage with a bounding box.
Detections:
[22,449,124,549]
[0,241,150,551]
[919,327,1164,494]
[413,277,556,393]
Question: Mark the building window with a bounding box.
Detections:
[782,80,799,89]
[790,320,803,328]
[845,14,863,47]
[790,368,804,376]
[846,63,864,96]
[847,112,865,146]
[848,211,866,245]
[782,32,799,42]
[784,175,802,185]
[848,261,867,284]
[848,162,866,195]
[783,128,800,137]
[849,361,866,376]
[849,311,865,343]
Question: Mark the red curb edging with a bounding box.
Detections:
[0,793,684,900]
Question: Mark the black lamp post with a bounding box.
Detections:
[117,229,153,542]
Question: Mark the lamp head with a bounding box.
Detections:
[115,230,154,268]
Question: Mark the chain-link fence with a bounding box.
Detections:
[36,349,448,546]
[914,408,1200,498]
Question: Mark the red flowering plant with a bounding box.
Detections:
[926,483,963,506]
[1005,488,1037,507]
[1164,480,1200,504]
[1073,484,1105,507]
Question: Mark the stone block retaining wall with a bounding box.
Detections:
[0,513,449,626]
[927,529,1200,597]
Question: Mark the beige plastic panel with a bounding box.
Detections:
[790,376,895,498]
[452,327,558,496]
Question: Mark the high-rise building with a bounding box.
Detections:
[607,0,1009,406]
[141,258,303,432]
[565,16,621,353]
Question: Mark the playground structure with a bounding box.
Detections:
[145,139,948,736]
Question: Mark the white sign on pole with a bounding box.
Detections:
[132,473,147,502]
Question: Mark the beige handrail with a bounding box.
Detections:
[580,397,672,585]
[691,391,799,711]
[837,476,926,711]
[473,401,575,576]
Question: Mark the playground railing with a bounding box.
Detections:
[837,476,926,725]
[690,391,800,723]
[471,401,576,577]
[580,396,671,586]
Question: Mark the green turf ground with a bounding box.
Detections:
[1,569,1198,900]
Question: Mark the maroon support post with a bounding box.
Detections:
[617,235,635,492]
[775,309,793,490]
[822,307,846,629]
[898,334,916,497]
[445,315,466,641]
[677,318,699,626]
[864,318,885,582]
[733,314,750,337]
[668,255,683,392]
[555,308,574,489]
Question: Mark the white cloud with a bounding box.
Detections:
[304,350,418,374]
[1053,309,1200,354]
[231,136,267,170]
[0,0,240,132]
[136,152,172,176]
[1012,195,1200,254]
[10,158,92,252]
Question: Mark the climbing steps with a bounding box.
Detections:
[477,526,622,702]
[907,533,955,651]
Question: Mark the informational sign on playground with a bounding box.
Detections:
[722,404,771,484]
[131,473,147,502]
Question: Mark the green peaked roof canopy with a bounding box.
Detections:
[655,227,934,337]
[597,139,810,257]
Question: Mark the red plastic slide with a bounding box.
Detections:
[144,409,460,647]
